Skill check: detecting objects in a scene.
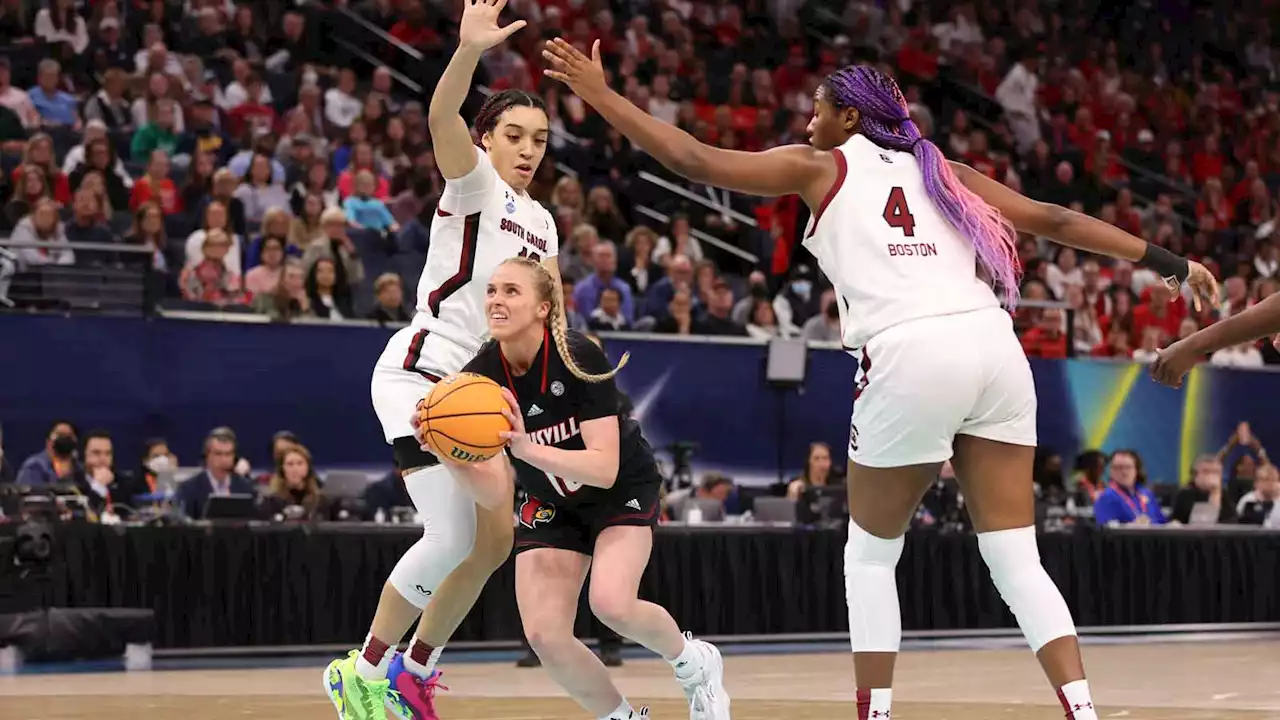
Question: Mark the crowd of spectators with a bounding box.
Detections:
[1,0,1280,373]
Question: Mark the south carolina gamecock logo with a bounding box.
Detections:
[519,496,556,529]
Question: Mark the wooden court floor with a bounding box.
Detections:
[2,641,1279,720]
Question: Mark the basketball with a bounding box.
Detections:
[419,372,512,463]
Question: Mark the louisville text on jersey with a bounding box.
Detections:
[527,417,582,447]
[500,217,549,255]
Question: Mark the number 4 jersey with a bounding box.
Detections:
[461,328,662,507]
[801,134,1000,350]
[412,147,559,360]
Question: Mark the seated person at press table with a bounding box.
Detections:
[1170,454,1235,525]
[1235,462,1279,528]
[15,420,79,487]
[1093,450,1168,527]
[259,444,328,521]
[173,426,256,518]
[664,472,734,521]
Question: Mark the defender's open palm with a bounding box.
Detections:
[1181,261,1218,313]
[459,0,526,52]
[543,38,608,103]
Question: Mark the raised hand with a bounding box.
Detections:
[1180,261,1219,313]
[542,38,608,104]
[459,0,527,53]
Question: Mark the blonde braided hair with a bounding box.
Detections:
[500,256,630,382]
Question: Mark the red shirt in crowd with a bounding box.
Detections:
[1021,328,1068,359]
[12,165,72,205]
[130,175,182,215]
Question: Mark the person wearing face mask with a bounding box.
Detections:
[773,263,822,336]
[16,420,78,487]
[138,437,179,498]
[802,288,844,341]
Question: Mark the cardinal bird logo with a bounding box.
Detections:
[519,496,556,529]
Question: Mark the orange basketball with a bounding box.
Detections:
[419,373,512,464]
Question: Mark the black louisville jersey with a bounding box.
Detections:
[462,328,659,507]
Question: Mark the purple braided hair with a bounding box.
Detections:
[821,66,1022,307]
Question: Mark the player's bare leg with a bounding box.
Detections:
[517,548,644,719]
[326,462,477,720]
[950,434,1097,720]
[844,460,938,719]
[386,492,515,720]
[590,526,729,720]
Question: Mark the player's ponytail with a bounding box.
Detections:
[502,256,630,382]
[820,65,1021,308]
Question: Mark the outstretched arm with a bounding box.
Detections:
[1180,295,1280,354]
[429,0,526,179]
[951,161,1218,310]
[1151,293,1280,388]
[542,39,834,206]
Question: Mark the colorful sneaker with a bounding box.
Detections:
[674,634,730,720]
[324,650,396,720]
[385,651,448,720]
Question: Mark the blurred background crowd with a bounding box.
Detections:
[2,0,1280,363]
[0,0,1278,531]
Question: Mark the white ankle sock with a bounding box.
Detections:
[1058,679,1098,720]
[354,633,394,681]
[599,699,634,720]
[403,638,443,678]
[668,636,702,677]
[857,688,892,718]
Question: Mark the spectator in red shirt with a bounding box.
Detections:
[1021,307,1069,359]
[336,142,389,201]
[1195,178,1232,230]
[130,149,182,215]
[1191,134,1226,185]
[1130,283,1185,346]
[227,75,277,139]
[13,133,72,205]
[389,2,439,51]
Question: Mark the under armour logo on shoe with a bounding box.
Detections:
[527,404,544,417]
[626,498,641,510]
[870,712,890,718]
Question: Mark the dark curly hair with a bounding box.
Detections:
[472,89,548,145]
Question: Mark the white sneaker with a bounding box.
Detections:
[675,635,730,720]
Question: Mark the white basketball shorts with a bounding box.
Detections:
[371,326,477,443]
[847,307,1037,468]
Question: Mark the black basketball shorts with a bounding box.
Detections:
[515,479,662,556]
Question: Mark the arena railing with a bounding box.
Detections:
[0,240,155,315]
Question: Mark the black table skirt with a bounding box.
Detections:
[9,524,1279,649]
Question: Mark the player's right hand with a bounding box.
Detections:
[411,398,430,451]
[459,0,526,53]
[1182,261,1218,312]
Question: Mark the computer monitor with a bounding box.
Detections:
[204,494,257,521]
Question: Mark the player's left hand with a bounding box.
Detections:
[542,38,608,104]
[1179,261,1219,313]
[1150,337,1201,388]
[497,387,529,456]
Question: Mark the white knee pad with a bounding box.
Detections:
[388,464,478,609]
[844,519,904,653]
[977,526,1077,653]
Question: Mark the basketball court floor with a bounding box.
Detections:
[2,640,1278,720]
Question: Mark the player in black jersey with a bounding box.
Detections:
[454,257,731,720]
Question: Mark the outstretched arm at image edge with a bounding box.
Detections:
[1182,293,1280,355]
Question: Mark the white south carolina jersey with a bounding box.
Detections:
[411,146,558,364]
[802,134,1000,350]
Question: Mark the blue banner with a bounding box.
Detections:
[1,315,1276,484]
